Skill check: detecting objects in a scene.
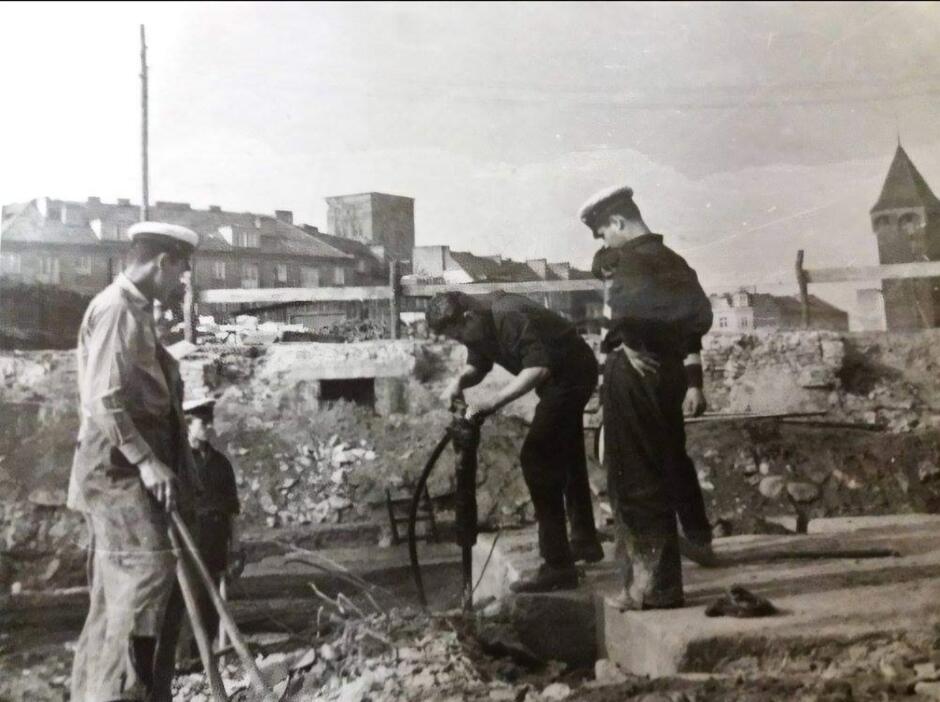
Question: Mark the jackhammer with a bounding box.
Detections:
[408,399,482,611]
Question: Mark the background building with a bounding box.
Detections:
[710,288,849,333]
[409,244,603,330]
[870,144,940,331]
[325,192,415,264]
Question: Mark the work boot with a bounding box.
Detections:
[605,587,685,612]
[509,563,579,594]
[679,536,720,568]
[571,539,605,564]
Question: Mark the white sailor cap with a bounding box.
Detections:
[578,185,637,232]
[128,221,199,254]
[182,397,216,417]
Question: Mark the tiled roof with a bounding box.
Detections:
[1,198,353,260]
[1,202,101,245]
[447,249,592,283]
[871,145,940,213]
[304,227,378,260]
[714,291,846,316]
[449,251,504,281]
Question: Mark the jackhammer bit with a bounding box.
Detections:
[450,398,482,611]
[408,398,483,611]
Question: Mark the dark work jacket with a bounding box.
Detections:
[192,443,240,518]
[592,234,712,359]
[464,291,596,387]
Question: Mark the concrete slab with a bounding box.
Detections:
[472,515,940,675]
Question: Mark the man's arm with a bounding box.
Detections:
[467,366,550,419]
[682,268,713,417]
[467,310,553,419]
[83,304,177,510]
[442,364,488,406]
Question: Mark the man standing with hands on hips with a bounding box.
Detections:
[67,222,201,702]
[581,185,715,611]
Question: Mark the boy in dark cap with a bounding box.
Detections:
[579,185,715,611]
[427,290,603,593]
[177,397,243,661]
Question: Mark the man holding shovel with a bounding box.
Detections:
[67,222,200,702]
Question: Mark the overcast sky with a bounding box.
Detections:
[2,1,939,308]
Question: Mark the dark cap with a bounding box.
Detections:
[578,185,638,233]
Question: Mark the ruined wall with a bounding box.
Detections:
[7,330,940,591]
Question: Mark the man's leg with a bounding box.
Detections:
[152,582,187,702]
[512,390,578,592]
[563,383,603,561]
[602,352,683,608]
[70,517,103,702]
[84,508,176,702]
[666,431,713,546]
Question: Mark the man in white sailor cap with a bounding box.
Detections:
[68,221,202,702]
[579,186,716,612]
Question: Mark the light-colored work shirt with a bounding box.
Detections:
[67,274,180,512]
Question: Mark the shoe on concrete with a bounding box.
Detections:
[605,588,684,612]
[679,537,721,568]
[509,563,579,594]
[571,540,605,564]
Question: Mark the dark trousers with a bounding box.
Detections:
[521,347,599,567]
[602,350,693,605]
[669,429,712,545]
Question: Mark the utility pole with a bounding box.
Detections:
[140,24,149,222]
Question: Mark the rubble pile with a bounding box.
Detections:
[233,433,380,529]
[173,603,589,702]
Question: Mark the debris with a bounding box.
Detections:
[759,476,786,500]
[786,481,819,503]
[705,585,777,618]
[594,658,628,685]
[540,682,571,700]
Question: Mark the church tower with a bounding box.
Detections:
[871,144,940,330]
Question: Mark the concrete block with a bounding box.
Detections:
[375,377,407,415]
[475,516,940,677]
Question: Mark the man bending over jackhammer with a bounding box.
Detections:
[427,290,603,593]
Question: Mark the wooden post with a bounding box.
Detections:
[183,269,196,343]
[795,250,810,329]
[389,260,401,339]
[168,527,227,702]
[140,25,149,222]
[169,511,275,701]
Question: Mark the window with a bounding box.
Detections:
[740,317,749,329]
[301,266,320,288]
[75,256,92,276]
[900,212,921,237]
[241,263,259,289]
[1,253,22,274]
[234,231,261,248]
[213,260,226,280]
[333,266,345,285]
[356,259,368,274]
[276,264,288,283]
[718,317,728,328]
[39,256,61,284]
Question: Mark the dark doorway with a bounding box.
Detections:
[319,378,376,407]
